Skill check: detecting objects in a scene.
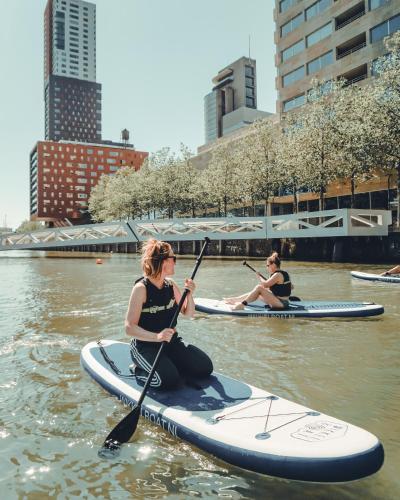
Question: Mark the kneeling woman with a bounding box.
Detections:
[126,239,213,390]
[225,252,292,311]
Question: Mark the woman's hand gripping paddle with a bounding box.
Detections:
[98,237,211,459]
[242,260,300,301]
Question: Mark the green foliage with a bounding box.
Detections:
[15,220,44,233]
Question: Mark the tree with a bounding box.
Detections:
[333,83,379,208]
[368,32,400,226]
[15,220,44,233]
[291,81,345,211]
[206,141,241,216]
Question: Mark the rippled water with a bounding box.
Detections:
[0,251,399,499]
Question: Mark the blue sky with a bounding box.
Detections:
[0,0,276,229]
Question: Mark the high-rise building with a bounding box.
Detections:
[44,0,101,143]
[275,0,400,116]
[204,56,271,144]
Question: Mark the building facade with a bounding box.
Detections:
[30,141,148,225]
[44,0,101,142]
[204,56,271,144]
[275,0,400,116]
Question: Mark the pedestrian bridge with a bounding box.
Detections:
[0,209,392,251]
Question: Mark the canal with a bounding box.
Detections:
[0,251,399,498]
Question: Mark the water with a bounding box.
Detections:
[0,251,399,499]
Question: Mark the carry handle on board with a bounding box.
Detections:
[242,260,301,302]
[98,237,211,458]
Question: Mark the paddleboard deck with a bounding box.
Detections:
[351,271,400,283]
[81,340,384,482]
[194,298,384,318]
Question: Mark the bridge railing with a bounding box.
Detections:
[266,209,392,239]
[0,209,392,251]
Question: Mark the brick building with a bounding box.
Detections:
[30,141,148,225]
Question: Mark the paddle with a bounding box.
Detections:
[242,260,301,302]
[98,237,211,459]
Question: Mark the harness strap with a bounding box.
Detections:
[142,298,176,314]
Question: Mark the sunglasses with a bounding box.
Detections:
[165,255,177,263]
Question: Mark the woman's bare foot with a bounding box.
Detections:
[231,302,245,311]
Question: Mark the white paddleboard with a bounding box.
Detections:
[194,298,384,318]
[81,340,384,482]
[351,271,400,284]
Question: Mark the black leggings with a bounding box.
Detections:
[130,336,213,390]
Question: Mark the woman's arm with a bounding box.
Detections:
[125,283,175,342]
[257,272,282,289]
[172,279,196,318]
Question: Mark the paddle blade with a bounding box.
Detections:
[98,404,141,459]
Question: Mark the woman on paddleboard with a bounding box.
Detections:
[224,251,292,311]
[126,239,213,389]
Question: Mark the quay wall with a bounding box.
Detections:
[58,233,400,263]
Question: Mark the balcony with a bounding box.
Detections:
[340,64,368,86]
[335,2,365,30]
[336,33,366,60]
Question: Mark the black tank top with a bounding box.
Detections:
[269,270,291,297]
[136,277,178,335]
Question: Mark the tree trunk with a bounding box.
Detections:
[319,187,325,211]
[350,173,356,209]
[224,195,227,217]
[292,182,298,214]
[386,174,392,211]
[396,163,400,229]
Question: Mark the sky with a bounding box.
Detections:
[0,0,276,230]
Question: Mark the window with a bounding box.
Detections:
[281,12,304,37]
[283,94,305,112]
[282,65,305,87]
[280,0,296,13]
[245,65,254,77]
[77,178,88,184]
[305,0,331,21]
[371,15,400,43]
[106,158,117,164]
[109,151,119,157]
[307,51,333,74]
[109,166,119,172]
[306,22,332,47]
[282,39,305,62]
[246,96,255,107]
[246,87,255,97]
[369,0,390,10]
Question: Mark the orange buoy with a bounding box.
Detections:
[96,258,103,264]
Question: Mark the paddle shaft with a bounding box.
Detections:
[135,237,210,408]
[243,261,267,280]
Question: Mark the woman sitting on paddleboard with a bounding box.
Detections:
[126,239,213,389]
[225,252,292,311]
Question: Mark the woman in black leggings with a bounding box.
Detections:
[126,239,213,390]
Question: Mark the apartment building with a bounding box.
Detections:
[30,141,148,225]
[275,0,400,116]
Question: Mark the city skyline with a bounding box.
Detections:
[0,0,276,229]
